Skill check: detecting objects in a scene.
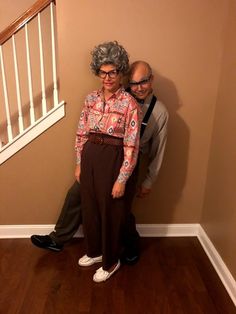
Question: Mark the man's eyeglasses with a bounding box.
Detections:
[129,75,152,88]
[98,69,119,79]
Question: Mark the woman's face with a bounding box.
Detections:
[98,64,122,94]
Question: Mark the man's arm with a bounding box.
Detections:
[138,108,169,197]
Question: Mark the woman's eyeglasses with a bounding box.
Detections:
[98,69,119,79]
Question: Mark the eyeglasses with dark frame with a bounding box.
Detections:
[98,69,120,79]
[129,75,152,88]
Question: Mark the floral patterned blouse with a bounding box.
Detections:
[75,87,141,184]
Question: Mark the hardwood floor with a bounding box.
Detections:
[0,237,235,313]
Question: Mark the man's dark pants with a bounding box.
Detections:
[49,181,82,245]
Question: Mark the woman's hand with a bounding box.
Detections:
[112,181,125,198]
[75,165,81,182]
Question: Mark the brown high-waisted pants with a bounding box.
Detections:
[80,138,126,270]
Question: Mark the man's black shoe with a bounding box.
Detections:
[31,235,63,252]
[124,253,139,265]
[121,249,140,265]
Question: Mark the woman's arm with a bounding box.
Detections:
[112,99,141,197]
[75,98,90,165]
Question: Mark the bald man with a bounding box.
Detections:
[129,61,168,197]
[31,61,169,264]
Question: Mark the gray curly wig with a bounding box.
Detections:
[90,41,129,75]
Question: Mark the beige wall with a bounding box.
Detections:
[0,0,35,31]
[0,0,235,277]
[201,0,236,279]
[0,0,228,223]
[55,0,227,225]
[0,0,68,224]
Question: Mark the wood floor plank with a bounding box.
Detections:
[0,237,235,314]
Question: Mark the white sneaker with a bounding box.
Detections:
[95,267,103,273]
[78,254,102,267]
[93,260,120,282]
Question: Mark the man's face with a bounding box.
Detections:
[129,66,153,100]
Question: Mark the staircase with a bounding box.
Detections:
[0,0,65,165]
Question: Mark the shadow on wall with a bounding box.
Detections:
[134,71,190,225]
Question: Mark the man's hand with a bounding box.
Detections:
[137,186,151,198]
[75,165,81,182]
[112,181,125,198]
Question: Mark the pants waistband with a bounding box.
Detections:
[88,133,123,146]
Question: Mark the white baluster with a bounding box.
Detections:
[38,13,47,115]
[12,35,24,133]
[25,23,35,124]
[0,45,13,142]
[50,2,59,106]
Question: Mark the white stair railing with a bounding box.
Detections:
[25,23,35,125]
[37,12,47,116]
[50,2,59,106]
[12,34,24,133]
[0,0,65,164]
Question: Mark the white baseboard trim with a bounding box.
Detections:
[136,223,199,237]
[0,223,235,306]
[0,223,199,238]
[0,224,56,238]
[197,225,236,306]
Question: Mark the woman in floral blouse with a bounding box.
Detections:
[75,41,140,282]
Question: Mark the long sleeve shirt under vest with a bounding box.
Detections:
[139,92,169,189]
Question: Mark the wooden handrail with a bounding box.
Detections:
[0,0,55,46]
